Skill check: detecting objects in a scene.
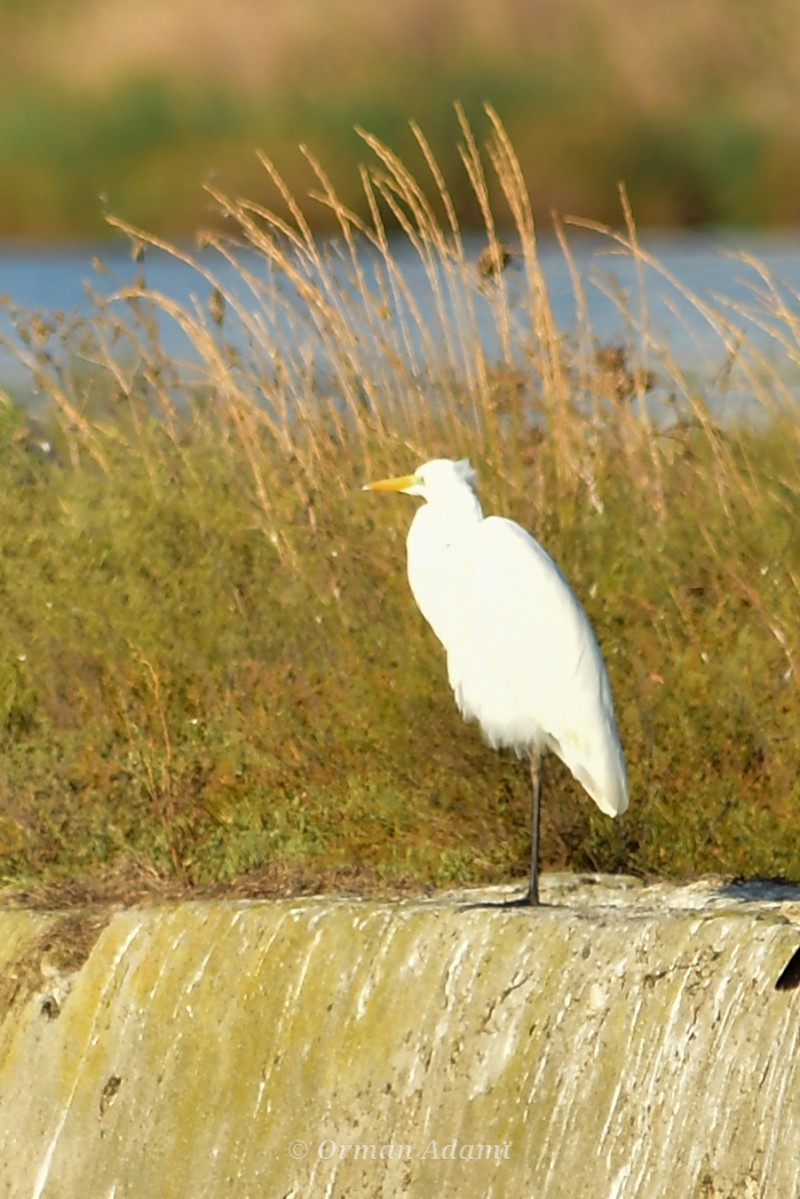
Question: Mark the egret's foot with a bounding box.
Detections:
[503,887,542,908]
[461,888,546,911]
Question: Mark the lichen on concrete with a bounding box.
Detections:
[0,875,798,1198]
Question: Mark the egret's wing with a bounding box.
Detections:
[447,516,596,726]
[447,516,628,815]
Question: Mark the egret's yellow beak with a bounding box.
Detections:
[362,473,417,492]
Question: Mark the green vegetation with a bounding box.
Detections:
[0,70,793,239]
[1,111,800,898]
[2,0,800,236]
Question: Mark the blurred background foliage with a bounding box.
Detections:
[2,0,800,239]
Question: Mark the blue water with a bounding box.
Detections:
[2,229,799,398]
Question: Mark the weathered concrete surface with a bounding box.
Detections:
[1,874,799,1199]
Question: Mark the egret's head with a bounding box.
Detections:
[363,458,477,502]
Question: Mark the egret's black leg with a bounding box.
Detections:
[525,750,542,905]
[459,750,545,911]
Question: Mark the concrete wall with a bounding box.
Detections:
[1,875,798,1198]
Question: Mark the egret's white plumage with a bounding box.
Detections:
[365,457,628,904]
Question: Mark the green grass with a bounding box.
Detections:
[1,111,800,897]
[4,0,800,236]
[1,62,797,237]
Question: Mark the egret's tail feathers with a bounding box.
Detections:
[567,742,629,819]
[594,772,629,818]
[543,719,628,819]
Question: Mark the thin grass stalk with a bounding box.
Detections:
[482,106,578,493]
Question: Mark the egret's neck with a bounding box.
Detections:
[405,486,484,647]
[423,486,484,530]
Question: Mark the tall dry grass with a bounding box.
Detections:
[1,107,800,894]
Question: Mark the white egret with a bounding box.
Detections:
[364,457,628,905]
